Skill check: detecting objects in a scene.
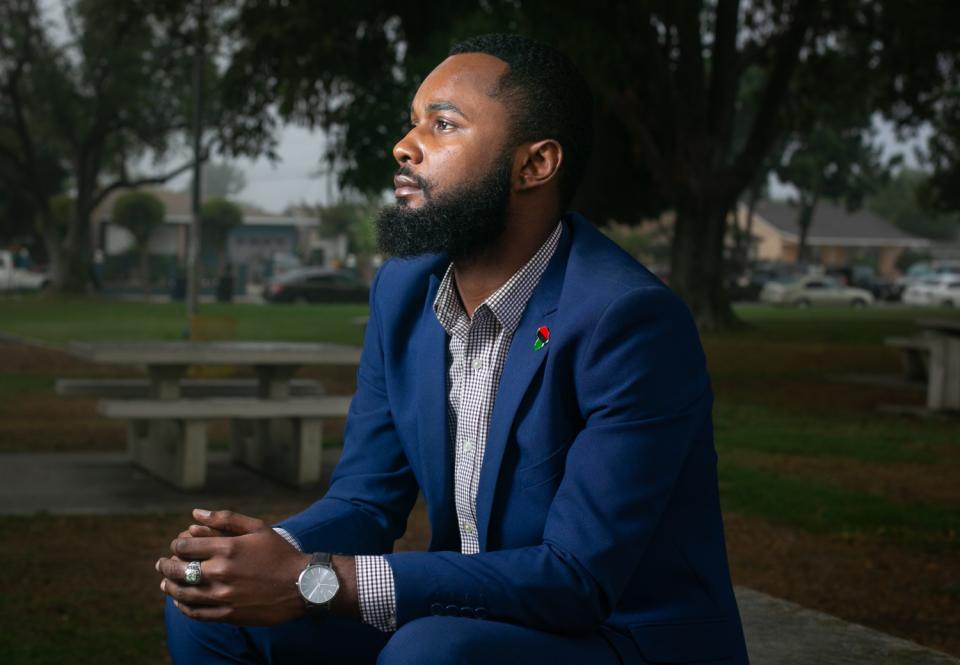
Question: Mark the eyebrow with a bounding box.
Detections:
[410,100,470,121]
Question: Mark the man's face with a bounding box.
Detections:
[376,53,516,262]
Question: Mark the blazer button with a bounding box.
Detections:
[445,604,459,616]
[459,607,475,618]
[430,603,443,615]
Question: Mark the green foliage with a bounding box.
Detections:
[919,92,960,219]
[868,169,960,241]
[321,202,378,255]
[0,0,273,291]
[110,191,165,249]
[199,198,243,253]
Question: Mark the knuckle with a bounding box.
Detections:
[217,510,233,522]
[203,560,224,578]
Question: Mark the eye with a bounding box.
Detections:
[435,118,455,131]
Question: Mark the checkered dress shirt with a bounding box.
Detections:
[279,222,561,632]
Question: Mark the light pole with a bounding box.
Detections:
[186,0,207,330]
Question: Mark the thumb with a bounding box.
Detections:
[192,508,264,535]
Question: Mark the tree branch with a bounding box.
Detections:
[674,1,708,126]
[724,0,817,202]
[707,0,741,154]
[92,145,212,209]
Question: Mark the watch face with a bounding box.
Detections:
[299,565,339,604]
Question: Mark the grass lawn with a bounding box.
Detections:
[0,295,958,662]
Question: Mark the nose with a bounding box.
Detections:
[392,128,422,166]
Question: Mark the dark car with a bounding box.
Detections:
[825,265,897,302]
[265,268,369,304]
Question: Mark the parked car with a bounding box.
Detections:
[727,262,806,302]
[893,260,960,301]
[760,275,875,307]
[903,273,960,306]
[0,249,48,292]
[826,265,897,302]
[265,268,369,304]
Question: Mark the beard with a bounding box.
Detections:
[375,150,513,263]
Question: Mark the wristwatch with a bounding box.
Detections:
[296,552,340,618]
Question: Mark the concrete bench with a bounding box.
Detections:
[884,336,934,382]
[56,378,324,399]
[97,396,351,490]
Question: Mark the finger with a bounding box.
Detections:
[157,556,194,582]
[192,509,264,535]
[162,578,221,607]
[170,535,232,560]
[173,599,231,622]
[188,524,231,538]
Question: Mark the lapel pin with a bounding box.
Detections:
[534,325,550,351]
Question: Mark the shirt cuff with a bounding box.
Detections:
[356,555,398,632]
[273,527,302,551]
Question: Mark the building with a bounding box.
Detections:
[737,200,930,278]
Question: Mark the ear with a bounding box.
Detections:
[515,139,563,193]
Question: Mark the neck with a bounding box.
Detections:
[453,212,556,317]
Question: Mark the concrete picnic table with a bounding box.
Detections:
[66,341,362,399]
[912,319,960,411]
[65,341,362,488]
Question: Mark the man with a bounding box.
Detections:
[159,33,750,664]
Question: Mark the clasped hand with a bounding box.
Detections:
[157,508,311,626]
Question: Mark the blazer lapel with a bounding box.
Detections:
[476,224,571,550]
[415,271,455,542]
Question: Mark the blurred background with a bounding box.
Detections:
[1,1,958,663]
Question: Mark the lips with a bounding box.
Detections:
[393,174,422,199]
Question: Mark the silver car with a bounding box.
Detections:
[760,275,875,307]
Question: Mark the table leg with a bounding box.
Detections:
[930,338,960,411]
[232,365,320,487]
[128,365,205,489]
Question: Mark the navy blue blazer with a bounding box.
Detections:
[279,213,749,664]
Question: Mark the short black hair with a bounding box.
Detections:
[449,33,593,211]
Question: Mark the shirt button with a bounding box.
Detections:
[461,522,476,535]
[471,358,483,370]
[462,439,475,453]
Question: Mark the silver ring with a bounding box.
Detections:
[184,560,203,586]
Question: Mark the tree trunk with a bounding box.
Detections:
[670,204,741,332]
[37,213,65,289]
[743,184,761,270]
[53,196,94,294]
[796,196,817,266]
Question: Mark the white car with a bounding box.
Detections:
[0,250,48,292]
[906,273,960,307]
[895,261,960,300]
[760,275,875,307]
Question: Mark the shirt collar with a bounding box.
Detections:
[433,221,562,336]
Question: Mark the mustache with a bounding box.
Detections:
[395,166,430,191]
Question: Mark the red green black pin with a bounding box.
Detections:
[534,326,550,351]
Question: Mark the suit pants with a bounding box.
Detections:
[165,596,629,665]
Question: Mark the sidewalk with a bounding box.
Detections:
[1,450,957,664]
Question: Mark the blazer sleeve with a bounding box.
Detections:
[275,263,421,555]
[384,285,712,631]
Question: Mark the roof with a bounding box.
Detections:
[93,187,316,227]
[753,200,930,248]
